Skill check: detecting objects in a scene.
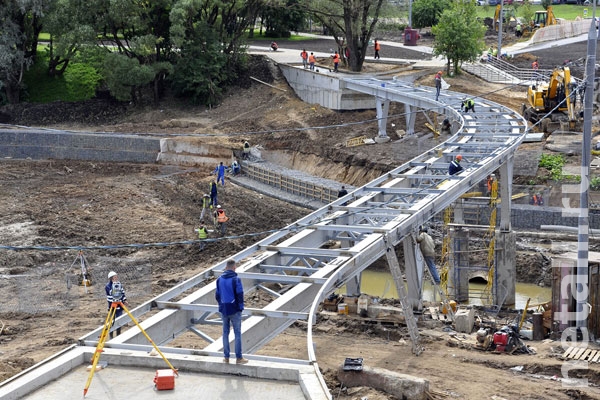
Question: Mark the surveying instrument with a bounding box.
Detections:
[69,250,92,293]
[83,300,178,397]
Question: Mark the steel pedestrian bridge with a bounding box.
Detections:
[0,75,527,400]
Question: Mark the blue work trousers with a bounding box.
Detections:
[221,311,242,359]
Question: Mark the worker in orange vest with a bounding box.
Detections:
[308,52,316,71]
[300,49,308,69]
[374,40,381,59]
[332,51,340,72]
[214,205,229,236]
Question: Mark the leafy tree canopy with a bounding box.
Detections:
[412,0,452,29]
[431,0,486,75]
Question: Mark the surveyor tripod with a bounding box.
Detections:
[83,301,178,397]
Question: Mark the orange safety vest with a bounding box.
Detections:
[375,42,380,51]
[333,53,340,63]
[309,54,316,63]
[216,209,228,223]
[301,51,308,60]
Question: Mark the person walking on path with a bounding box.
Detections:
[196,220,209,251]
[213,162,227,186]
[332,51,340,72]
[461,98,475,113]
[300,49,308,69]
[308,52,316,71]
[214,205,229,236]
[374,40,381,59]
[200,193,212,221]
[105,271,128,338]
[209,180,218,207]
[415,227,441,285]
[216,259,248,364]
[448,155,464,176]
[434,70,443,101]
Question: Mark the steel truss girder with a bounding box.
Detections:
[78,76,527,374]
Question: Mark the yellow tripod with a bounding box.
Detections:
[83,301,178,397]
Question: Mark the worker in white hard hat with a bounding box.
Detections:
[214,205,229,236]
[105,271,128,338]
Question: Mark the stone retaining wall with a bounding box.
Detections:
[0,129,160,163]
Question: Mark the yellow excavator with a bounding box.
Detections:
[521,66,581,133]
[493,5,517,32]
[522,6,559,37]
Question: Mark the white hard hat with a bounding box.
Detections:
[108,271,118,279]
[216,205,222,209]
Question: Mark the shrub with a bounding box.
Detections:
[539,153,565,181]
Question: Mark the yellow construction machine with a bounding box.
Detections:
[521,66,581,132]
[493,5,517,32]
[522,6,559,37]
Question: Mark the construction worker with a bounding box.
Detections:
[105,271,128,338]
[449,155,464,176]
[461,98,475,113]
[200,193,212,221]
[434,71,443,101]
[516,23,522,38]
[308,52,316,71]
[209,180,218,207]
[332,51,340,72]
[213,161,226,186]
[374,40,381,59]
[300,49,308,68]
[231,160,240,175]
[215,205,229,236]
[486,175,493,196]
[196,220,209,251]
[338,185,348,198]
[242,141,250,160]
[416,227,440,285]
[441,119,452,135]
[532,59,539,71]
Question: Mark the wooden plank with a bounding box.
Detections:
[579,349,592,361]
[562,347,575,358]
[572,347,586,360]
[584,350,597,361]
[592,351,600,363]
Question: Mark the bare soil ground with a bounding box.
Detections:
[1,40,599,399]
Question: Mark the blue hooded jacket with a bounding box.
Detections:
[216,269,244,316]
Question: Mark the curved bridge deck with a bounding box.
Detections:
[0,76,527,400]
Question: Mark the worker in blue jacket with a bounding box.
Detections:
[213,162,227,186]
[105,271,128,338]
[216,259,248,364]
[449,155,464,176]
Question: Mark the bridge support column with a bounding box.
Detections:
[405,104,416,135]
[448,228,469,303]
[403,237,422,310]
[345,275,361,297]
[495,158,516,306]
[375,98,391,143]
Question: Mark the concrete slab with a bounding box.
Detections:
[24,365,307,400]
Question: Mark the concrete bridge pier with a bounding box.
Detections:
[405,104,416,135]
[495,157,516,306]
[375,98,391,143]
[448,228,470,303]
[345,275,362,297]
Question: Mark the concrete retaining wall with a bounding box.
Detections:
[0,129,160,163]
[279,64,374,110]
[532,20,591,44]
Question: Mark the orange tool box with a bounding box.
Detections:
[154,369,176,390]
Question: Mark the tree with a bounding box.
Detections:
[431,0,486,75]
[0,0,49,104]
[412,0,452,29]
[309,0,385,72]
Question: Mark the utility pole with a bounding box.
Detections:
[408,0,412,28]
[576,12,597,330]
[497,1,503,58]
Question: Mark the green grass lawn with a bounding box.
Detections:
[476,4,592,20]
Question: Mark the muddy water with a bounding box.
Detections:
[340,270,551,310]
